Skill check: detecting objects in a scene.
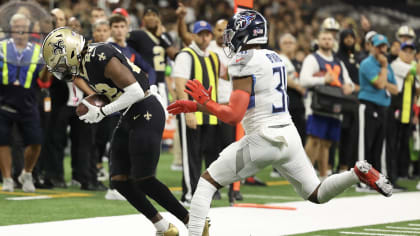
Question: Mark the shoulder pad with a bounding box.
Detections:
[233,50,254,66]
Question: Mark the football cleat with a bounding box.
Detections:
[353,161,393,197]
[202,218,211,236]
[156,223,179,236]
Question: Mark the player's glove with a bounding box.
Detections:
[79,100,106,124]
[167,100,197,115]
[185,79,212,105]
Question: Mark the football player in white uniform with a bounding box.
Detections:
[168,10,393,236]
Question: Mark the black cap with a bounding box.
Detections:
[144,5,159,16]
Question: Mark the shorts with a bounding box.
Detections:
[207,123,320,200]
[109,96,166,179]
[0,108,42,146]
[306,114,341,142]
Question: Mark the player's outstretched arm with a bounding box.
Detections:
[168,78,252,125]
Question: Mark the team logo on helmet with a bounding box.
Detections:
[50,39,65,55]
[234,12,256,30]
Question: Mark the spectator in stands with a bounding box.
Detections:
[0,14,46,192]
[127,6,178,107]
[388,42,420,185]
[396,25,416,44]
[92,19,110,43]
[51,8,66,28]
[388,41,401,63]
[87,7,107,39]
[108,14,156,84]
[358,34,398,191]
[173,20,221,206]
[68,16,82,34]
[300,30,355,179]
[336,28,361,171]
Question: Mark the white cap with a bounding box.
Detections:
[365,31,377,43]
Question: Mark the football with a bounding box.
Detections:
[76,94,110,117]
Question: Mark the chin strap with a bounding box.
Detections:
[205,89,250,126]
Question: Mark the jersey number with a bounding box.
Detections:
[153,46,165,72]
[93,83,123,101]
[272,66,288,113]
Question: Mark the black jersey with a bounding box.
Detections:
[79,43,150,102]
[127,30,172,84]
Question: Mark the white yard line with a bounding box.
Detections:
[386,226,420,230]
[6,195,52,200]
[364,229,420,234]
[0,192,419,236]
[408,224,420,226]
[340,231,411,236]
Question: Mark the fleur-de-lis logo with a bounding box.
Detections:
[50,39,65,55]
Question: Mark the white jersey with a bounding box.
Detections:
[228,49,292,134]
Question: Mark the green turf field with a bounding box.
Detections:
[1,151,419,235]
[290,220,420,236]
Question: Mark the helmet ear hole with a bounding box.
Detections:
[71,50,75,59]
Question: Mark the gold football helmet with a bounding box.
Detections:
[396,25,416,43]
[41,27,85,81]
[321,17,340,32]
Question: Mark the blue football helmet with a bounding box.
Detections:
[223,10,268,57]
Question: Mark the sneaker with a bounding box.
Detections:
[354,161,393,197]
[156,223,179,236]
[105,189,126,200]
[1,178,14,192]
[270,168,282,178]
[243,176,266,186]
[97,167,109,182]
[18,172,35,193]
[416,181,420,190]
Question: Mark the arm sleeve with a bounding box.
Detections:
[101,82,144,115]
[299,54,325,88]
[134,52,157,85]
[172,52,192,79]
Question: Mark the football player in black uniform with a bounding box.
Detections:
[41,27,196,236]
[127,6,177,107]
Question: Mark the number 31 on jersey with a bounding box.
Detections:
[266,53,288,113]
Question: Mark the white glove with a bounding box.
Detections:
[79,100,105,124]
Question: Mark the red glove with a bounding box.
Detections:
[167,100,198,115]
[185,79,212,104]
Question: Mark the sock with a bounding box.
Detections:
[317,169,359,203]
[111,180,158,219]
[189,177,217,236]
[154,218,170,232]
[233,181,240,191]
[136,177,189,222]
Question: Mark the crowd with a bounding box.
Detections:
[1,0,420,201]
